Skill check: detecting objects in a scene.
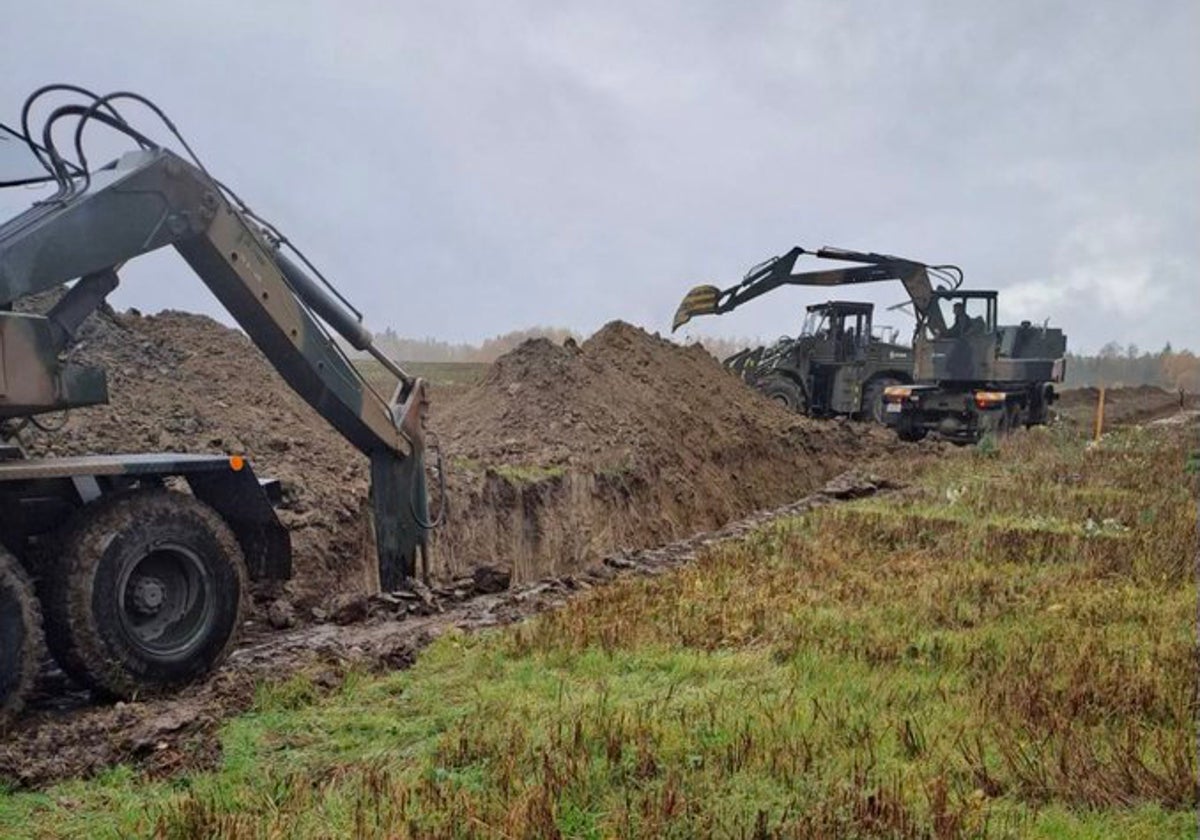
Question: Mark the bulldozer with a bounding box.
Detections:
[719,300,914,422]
[0,86,433,723]
[673,245,1067,443]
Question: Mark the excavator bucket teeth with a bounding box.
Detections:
[671,284,722,331]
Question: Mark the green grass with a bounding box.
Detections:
[1,424,1194,838]
[355,359,489,394]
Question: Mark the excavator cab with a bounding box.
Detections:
[924,291,996,341]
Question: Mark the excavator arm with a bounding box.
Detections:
[0,145,429,589]
[671,246,952,336]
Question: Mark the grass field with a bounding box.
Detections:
[355,359,490,395]
[1,424,1195,838]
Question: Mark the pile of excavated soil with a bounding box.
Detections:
[433,322,909,580]
[18,307,370,605]
[443,321,865,471]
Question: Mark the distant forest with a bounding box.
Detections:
[1064,343,1199,391]
[372,328,1199,391]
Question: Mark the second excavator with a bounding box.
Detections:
[673,245,1067,443]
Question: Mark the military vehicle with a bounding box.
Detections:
[720,300,914,422]
[0,85,434,722]
[673,245,1066,444]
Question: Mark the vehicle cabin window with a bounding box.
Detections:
[939,297,990,338]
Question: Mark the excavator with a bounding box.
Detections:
[673,245,1066,442]
[1,86,432,723]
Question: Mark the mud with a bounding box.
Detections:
[0,472,896,789]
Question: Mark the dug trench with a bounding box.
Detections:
[1,471,900,786]
[4,306,940,785]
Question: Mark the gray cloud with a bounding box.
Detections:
[3,1,1196,353]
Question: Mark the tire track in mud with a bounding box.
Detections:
[0,471,896,789]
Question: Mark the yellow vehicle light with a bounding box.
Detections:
[883,385,913,401]
[974,391,1007,408]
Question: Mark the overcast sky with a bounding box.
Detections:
[2,1,1197,354]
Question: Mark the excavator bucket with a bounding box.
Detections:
[671,284,723,332]
[366,377,432,591]
[368,449,428,592]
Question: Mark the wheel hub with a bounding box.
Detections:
[118,545,212,654]
[129,575,167,614]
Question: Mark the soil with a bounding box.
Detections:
[431,323,923,580]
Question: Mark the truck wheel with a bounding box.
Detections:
[41,490,247,699]
[862,377,901,424]
[759,377,807,413]
[897,423,927,442]
[1,548,43,726]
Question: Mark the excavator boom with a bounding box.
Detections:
[0,146,428,589]
[671,246,951,335]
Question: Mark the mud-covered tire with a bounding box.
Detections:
[862,376,902,424]
[759,376,807,413]
[1,549,43,727]
[41,490,247,699]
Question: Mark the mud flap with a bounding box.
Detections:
[368,450,428,592]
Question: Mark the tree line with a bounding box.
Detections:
[1064,343,1199,391]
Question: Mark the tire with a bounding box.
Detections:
[862,376,902,424]
[759,377,807,414]
[897,424,927,443]
[1,548,43,727]
[41,490,247,699]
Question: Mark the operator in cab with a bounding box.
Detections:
[944,301,985,338]
[945,301,970,337]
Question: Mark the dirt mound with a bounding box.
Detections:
[18,308,368,604]
[444,320,833,470]
[434,322,908,581]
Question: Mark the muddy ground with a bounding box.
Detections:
[0,472,894,788]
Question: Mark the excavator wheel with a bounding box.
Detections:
[41,489,247,699]
[759,376,807,414]
[896,425,928,443]
[862,376,902,425]
[1,548,43,727]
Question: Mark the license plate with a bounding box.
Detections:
[885,402,903,413]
